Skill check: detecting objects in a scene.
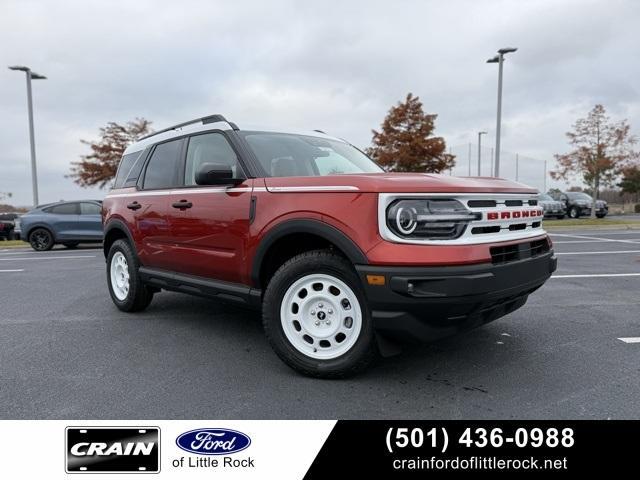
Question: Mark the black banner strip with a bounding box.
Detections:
[304,420,638,477]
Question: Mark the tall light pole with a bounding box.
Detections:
[487,47,517,178]
[9,65,46,207]
[477,131,487,175]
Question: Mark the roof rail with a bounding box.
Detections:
[138,114,238,141]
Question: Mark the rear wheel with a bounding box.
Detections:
[263,250,377,378]
[107,239,154,312]
[29,228,54,251]
[63,242,80,249]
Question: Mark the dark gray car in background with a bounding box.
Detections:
[555,192,609,219]
[20,200,104,251]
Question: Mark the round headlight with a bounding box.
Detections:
[385,198,477,240]
[395,206,417,234]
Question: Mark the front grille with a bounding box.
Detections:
[490,237,551,265]
[463,195,544,240]
[468,200,496,208]
[530,238,550,257]
[471,225,501,234]
[508,223,527,231]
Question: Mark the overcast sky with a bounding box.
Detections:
[1,0,638,206]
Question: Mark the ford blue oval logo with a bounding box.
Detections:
[176,428,251,455]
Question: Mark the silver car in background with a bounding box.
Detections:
[539,193,566,219]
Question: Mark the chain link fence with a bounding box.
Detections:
[444,143,549,193]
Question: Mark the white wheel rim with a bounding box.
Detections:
[110,252,130,301]
[280,273,363,360]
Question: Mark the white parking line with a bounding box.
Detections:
[551,233,640,244]
[550,230,640,236]
[0,269,24,272]
[551,273,640,278]
[0,250,93,256]
[0,255,96,261]
[556,250,640,255]
[552,240,612,244]
[618,338,640,344]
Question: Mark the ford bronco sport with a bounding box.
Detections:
[102,114,557,378]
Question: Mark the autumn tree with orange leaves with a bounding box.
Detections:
[551,104,638,217]
[68,118,152,188]
[367,93,455,173]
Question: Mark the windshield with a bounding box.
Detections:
[240,132,383,177]
[539,194,553,201]
[566,192,592,201]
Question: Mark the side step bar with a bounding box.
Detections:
[138,267,261,309]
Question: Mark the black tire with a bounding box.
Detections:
[106,239,154,312]
[63,242,80,249]
[569,207,579,219]
[29,228,54,251]
[596,213,606,218]
[262,250,377,378]
[557,214,565,219]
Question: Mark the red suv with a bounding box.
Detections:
[102,114,556,378]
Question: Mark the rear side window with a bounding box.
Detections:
[113,151,144,189]
[80,202,101,215]
[143,140,182,190]
[46,203,79,215]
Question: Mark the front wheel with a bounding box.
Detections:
[569,207,579,219]
[262,250,377,378]
[29,228,54,251]
[107,239,154,312]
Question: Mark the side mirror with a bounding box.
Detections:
[195,163,244,186]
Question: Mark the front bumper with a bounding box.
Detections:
[356,251,557,342]
[579,206,608,216]
[543,207,566,217]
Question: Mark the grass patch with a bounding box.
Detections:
[544,218,640,228]
[0,240,28,248]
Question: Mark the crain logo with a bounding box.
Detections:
[66,427,160,473]
[176,428,251,455]
[486,209,543,220]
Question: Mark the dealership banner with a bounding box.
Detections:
[0,420,635,477]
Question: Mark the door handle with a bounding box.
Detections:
[172,200,193,209]
[127,201,142,211]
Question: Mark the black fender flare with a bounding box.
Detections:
[251,219,369,287]
[103,219,136,259]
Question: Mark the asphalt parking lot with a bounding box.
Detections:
[1,226,639,420]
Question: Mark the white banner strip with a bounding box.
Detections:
[0,420,336,479]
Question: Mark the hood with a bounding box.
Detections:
[263,173,538,194]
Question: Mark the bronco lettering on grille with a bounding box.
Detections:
[486,209,543,220]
